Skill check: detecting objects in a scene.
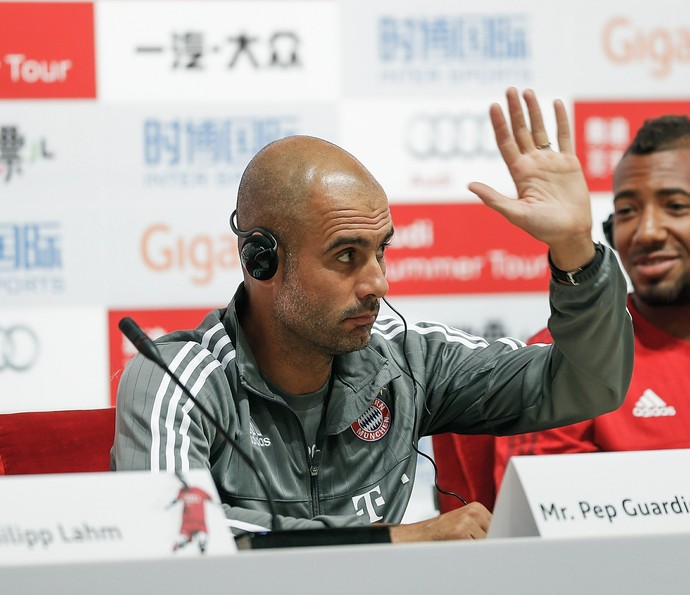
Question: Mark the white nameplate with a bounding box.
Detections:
[489,449,690,539]
[0,469,236,565]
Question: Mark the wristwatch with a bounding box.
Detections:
[548,242,605,286]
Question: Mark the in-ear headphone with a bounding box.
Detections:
[229,209,279,281]
[602,213,614,249]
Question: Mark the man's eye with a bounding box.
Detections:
[614,206,636,218]
[337,250,354,263]
[668,201,690,213]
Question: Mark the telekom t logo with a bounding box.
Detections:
[352,486,386,522]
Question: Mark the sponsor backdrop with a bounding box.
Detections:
[2,0,689,519]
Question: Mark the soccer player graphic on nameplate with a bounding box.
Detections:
[168,472,213,554]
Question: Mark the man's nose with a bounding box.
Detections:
[357,256,389,299]
[633,206,668,246]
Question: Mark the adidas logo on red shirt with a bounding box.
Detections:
[632,389,677,418]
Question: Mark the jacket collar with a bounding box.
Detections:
[223,285,400,433]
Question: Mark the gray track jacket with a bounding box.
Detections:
[112,245,633,533]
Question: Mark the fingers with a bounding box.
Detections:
[461,501,492,535]
[522,88,549,149]
[554,98,573,153]
[468,180,526,228]
[488,102,520,165]
[468,181,509,215]
[389,502,493,542]
[447,502,491,540]
[507,87,537,152]
[491,87,571,156]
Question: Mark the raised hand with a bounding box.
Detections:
[469,88,595,271]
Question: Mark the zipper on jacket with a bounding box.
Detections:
[307,373,334,518]
[270,397,322,517]
[309,447,322,516]
[268,375,333,518]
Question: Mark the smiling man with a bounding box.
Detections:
[613,120,690,312]
[112,89,634,543]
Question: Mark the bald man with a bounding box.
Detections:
[113,89,633,543]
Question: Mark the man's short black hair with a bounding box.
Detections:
[626,115,690,156]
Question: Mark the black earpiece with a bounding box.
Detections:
[229,210,279,281]
[602,213,614,249]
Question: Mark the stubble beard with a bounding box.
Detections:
[634,271,690,307]
[274,278,379,358]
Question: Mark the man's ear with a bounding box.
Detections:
[602,214,614,249]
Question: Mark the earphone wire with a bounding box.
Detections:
[381,296,468,507]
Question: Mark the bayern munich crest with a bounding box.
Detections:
[351,398,392,442]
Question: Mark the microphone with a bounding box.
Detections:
[118,316,282,532]
[118,316,391,549]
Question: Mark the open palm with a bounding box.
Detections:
[469,88,592,248]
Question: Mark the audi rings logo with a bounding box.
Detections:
[405,114,499,159]
[0,325,40,372]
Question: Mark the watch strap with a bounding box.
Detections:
[548,242,605,286]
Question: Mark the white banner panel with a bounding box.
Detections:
[96,0,339,103]
[339,96,562,201]
[342,0,538,97]
[0,307,109,413]
[103,204,243,308]
[98,103,337,206]
[489,450,690,538]
[0,102,106,203]
[342,0,690,100]
[530,1,690,98]
[0,469,235,565]
[1,208,109,308]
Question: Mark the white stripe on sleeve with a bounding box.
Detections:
[164,349,214,469]
[178,359,222,472]
[150,341,196,471]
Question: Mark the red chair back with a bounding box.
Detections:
[0,408,116,475]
